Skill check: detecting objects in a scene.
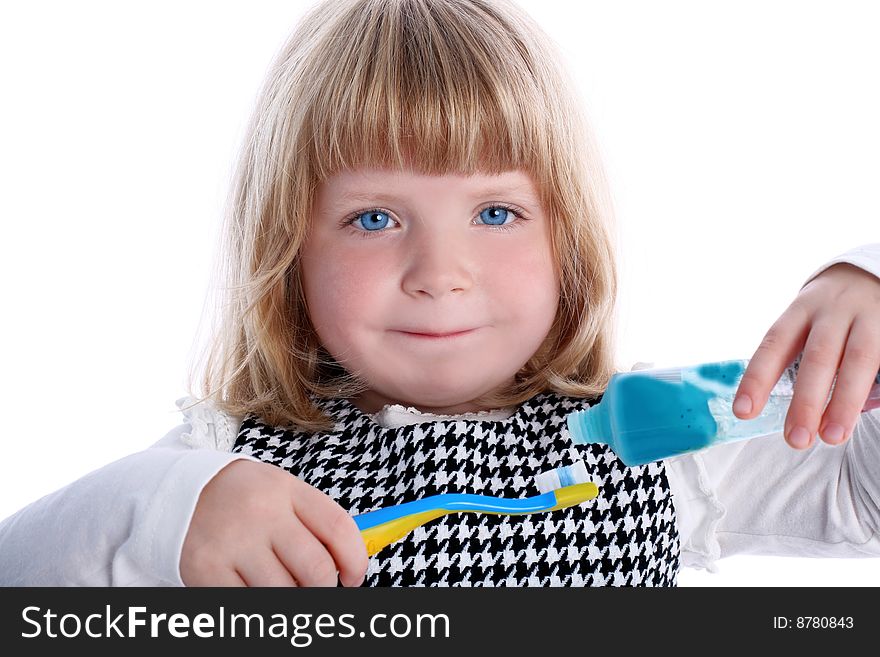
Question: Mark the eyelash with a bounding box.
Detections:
[339,203,529,238]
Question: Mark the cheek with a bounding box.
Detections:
[300,243,384,344]
[487,237,559,324]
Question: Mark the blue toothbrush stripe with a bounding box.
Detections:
[353,491,558,530]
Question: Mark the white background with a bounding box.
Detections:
[0,0,878,586]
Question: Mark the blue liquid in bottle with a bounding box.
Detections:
[567,356,880,467]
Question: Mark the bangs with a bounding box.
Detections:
[300,0,553,180]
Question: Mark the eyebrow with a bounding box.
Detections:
[333,186,539,206]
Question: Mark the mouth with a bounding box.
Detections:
[392,328,479,340]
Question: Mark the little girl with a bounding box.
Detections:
[2,0,880,586]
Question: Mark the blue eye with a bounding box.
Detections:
[477,206,512,226]
[353,210,392,231]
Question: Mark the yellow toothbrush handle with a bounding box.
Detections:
[361,509,449,556]
[549,482,599,511]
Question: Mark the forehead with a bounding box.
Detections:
[319,168,540,205]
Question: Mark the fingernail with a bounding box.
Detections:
[821,422,845,444]
[733,394,752,416]
[789,426,811,448]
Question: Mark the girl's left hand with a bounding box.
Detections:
[732,262,880,449]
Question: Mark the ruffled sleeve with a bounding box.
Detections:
[174,396,242,452]
[663,450,729,572]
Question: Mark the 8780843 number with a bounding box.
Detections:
[798,617,853,629]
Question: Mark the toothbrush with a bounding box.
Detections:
[354,461,599,556]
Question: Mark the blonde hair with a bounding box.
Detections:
[186,0,619,431]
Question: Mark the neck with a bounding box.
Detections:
[350,389,504,416]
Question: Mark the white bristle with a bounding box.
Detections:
[534,460,589,494]
[641,367,682,382]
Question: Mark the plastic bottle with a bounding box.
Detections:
[566,355,880,467]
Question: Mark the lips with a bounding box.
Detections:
[393,328,478,338]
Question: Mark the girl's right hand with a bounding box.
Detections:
[180,460,369,587]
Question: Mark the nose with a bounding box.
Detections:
[400,227,474,299]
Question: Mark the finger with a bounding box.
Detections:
[234,545,299,587]
[783,318,850,449]
[818,316,880,445]
[188,568,247,587]
[290,480,369,587]
[734,307,810,419]
[273,520,342,587]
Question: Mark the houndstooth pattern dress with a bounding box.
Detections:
[231,391,681,586]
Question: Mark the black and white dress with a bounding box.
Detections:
[231,390,681,586]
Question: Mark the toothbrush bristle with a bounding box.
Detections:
[641,367,682,382]
[534,460,590,494]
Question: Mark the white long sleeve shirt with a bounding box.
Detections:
[1,244,879,586]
